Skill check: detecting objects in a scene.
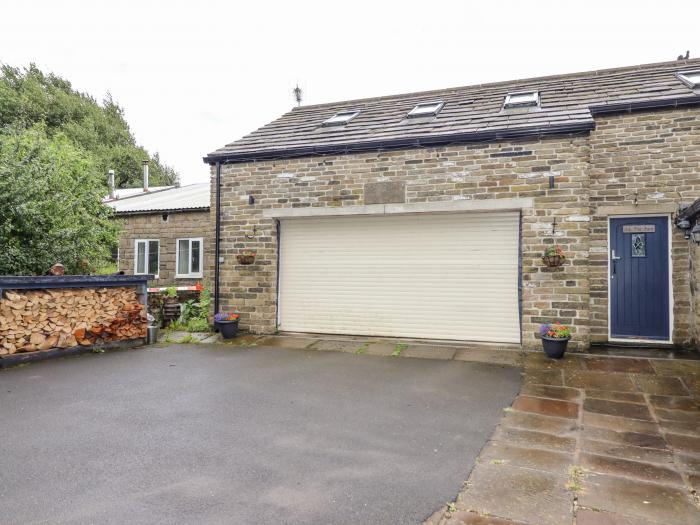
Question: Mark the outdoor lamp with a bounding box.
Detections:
[692,222,700,244]
[676,218,691,239]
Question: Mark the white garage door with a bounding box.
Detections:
[278,212,520,343]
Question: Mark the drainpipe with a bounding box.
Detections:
[108,170,116,199]
[142,160,149,192]
[214,161,222,313]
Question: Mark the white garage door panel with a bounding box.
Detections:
[279,213,520,343]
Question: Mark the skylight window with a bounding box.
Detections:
[677,71,700,89]
[323,111,360,126]
[407,101,444,118]
[503,91,540,109]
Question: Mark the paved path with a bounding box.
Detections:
[425,352,700,525]
[0,343,520,525]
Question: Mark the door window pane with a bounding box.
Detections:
[178,239,190,275]
[148,241,159,274]
[191,240,201,273]
[632,233,646,257]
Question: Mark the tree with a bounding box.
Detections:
[0,63,179,188]
[0,126,120,275]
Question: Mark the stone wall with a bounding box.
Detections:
[212,136,591,350]
[212,107,700,350]
[690,243,700,346]
[117,210,212,287]
[588,107,700,346]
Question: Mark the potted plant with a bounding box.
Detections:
[542,245,565,267]
[539,322,572,359]
[214,311,240,339]
[236,249,256,265]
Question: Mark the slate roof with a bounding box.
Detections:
[205,58,700,164]
[105,183,210,215]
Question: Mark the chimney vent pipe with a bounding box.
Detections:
[108,170,115,199]
[142,160,149,192]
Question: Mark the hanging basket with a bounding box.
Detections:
[236,253,256,265]
[542,255,564,268]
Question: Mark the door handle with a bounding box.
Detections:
[611,249,621,278]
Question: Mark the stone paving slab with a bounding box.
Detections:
[660,419,700,437]
[402,344,458,360]
[257,335,318,349]
[500,410,579,436]
[457,464,572,525]
[584,357,656,374]
[493,426,577,453]
[511,395,579,419]
[579,452,684,486]
[577,473,698,525]
[581,411,660,435]
[478,441,572,474]
[581,438,674,465]
[520,384,581,401]
[584,389,646,403]
[575,508,664,525]
[583,398,654,421]
[582,426,667,449]
[632,375,690,395]
[563,370,637,391]
[454,348,522,366]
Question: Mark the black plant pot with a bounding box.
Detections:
[216,320,239,339]
[541,336,570,359]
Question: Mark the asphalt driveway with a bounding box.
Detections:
[0,343,521,525]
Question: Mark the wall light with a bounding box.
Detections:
[692,222,700,244]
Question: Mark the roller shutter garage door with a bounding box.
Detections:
[278,212,520,343]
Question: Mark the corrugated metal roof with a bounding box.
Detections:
[205,58,700,162]
[103,186,174,202]
[106,183,210,214]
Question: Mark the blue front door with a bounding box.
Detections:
[609,216,670,341]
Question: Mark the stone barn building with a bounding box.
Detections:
[204,59,700,352]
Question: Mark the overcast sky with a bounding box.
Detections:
[3,1,698,185]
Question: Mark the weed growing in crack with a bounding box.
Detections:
[392,343,408,357]
[356,343,369,355]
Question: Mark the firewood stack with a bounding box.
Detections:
[0,287,147,355]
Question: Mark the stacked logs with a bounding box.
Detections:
[0,287,147,355]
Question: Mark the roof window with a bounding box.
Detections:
[677,71,700,89]
[503,91,539,109]
[407,101,444,118]
[323,110,360,126]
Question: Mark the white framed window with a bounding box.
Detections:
[134,239,159,277]
[677,71,700,89]
[504,91,540,109]
[407,101,444,118]
[176,238,204,278]
[322,110,360,126]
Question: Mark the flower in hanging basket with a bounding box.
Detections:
[236,249,257,265]
[542,245,565,267]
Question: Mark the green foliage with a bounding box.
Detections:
[0,64,178,189]
[165,287,178,298]
[0,63,179,275]
[172,290,211,332]
[0,127,120,274]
